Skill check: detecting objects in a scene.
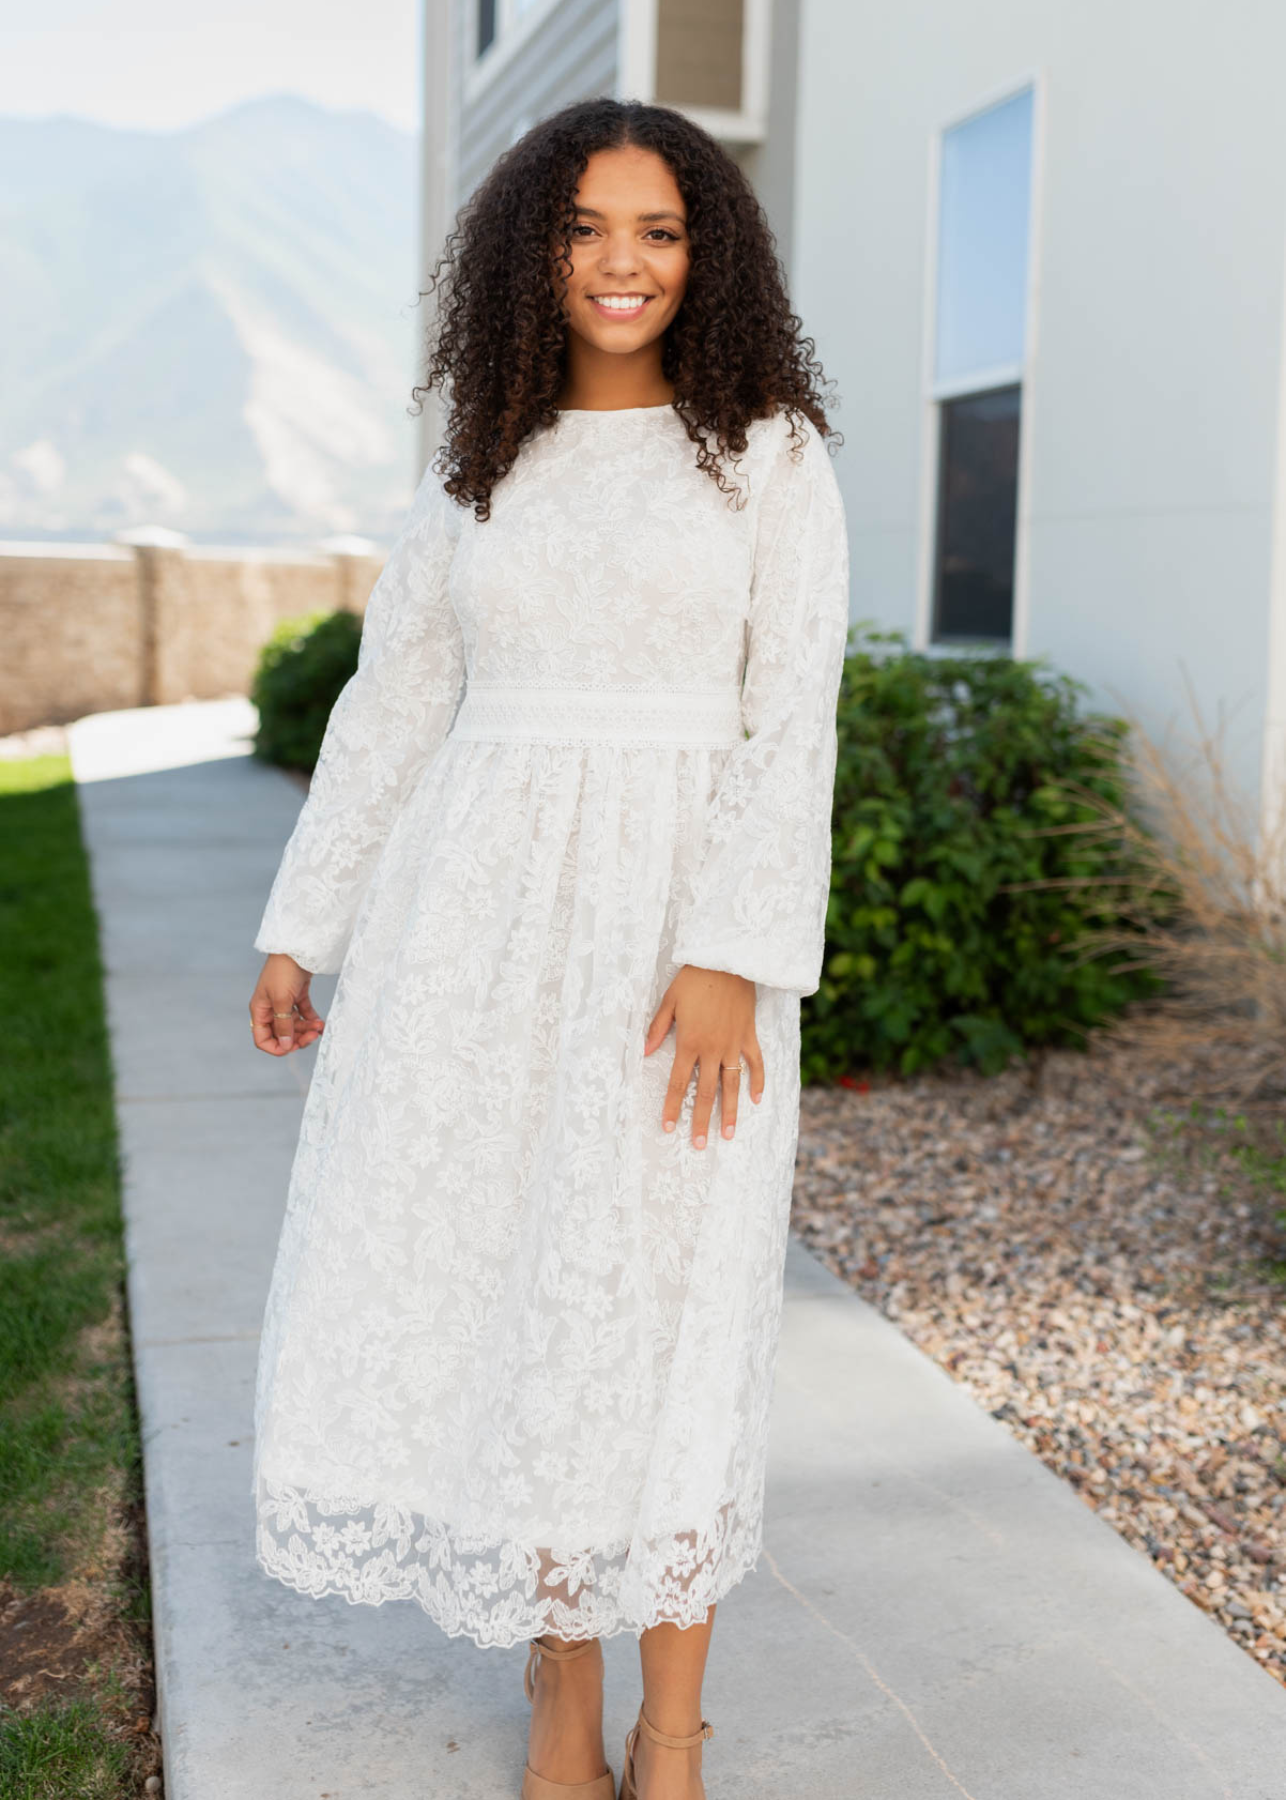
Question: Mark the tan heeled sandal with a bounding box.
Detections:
[521,1635,616,1800]
[619,1705,714,1800]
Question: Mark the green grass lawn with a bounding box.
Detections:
[0,754,157,1797]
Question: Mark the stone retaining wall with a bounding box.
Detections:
[0,537,385,734]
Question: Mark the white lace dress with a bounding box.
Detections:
[251,401,850,1647]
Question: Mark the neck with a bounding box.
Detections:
[557,337,673,411]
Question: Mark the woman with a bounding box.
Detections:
[247,97,849,1800]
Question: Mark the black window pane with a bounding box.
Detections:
[932,384,1021,642]
[477,0,497,55]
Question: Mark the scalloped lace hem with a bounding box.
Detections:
[254,1482,764,1650]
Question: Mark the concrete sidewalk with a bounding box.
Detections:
[70,696,1286,1800]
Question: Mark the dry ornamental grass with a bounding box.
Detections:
[1062,685,1286,1078]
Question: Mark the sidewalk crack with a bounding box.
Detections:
[762,1545,981,1799]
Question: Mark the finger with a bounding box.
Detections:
[662,1038,697,1133]
[295,985,324,1026]
[249,986,291,1055]
[720,1061,740,1139]
[293,988,326,1037]
[249,994,284,1055]
[691,1055,720,1149]
[267,987,300,1051]
[644,990,676,1055]
[745,1039,766,1104]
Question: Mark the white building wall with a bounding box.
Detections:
[793,0,1286,815]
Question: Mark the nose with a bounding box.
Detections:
[596,231,642,278]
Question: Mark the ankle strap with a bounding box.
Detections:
[524,1634,598,1703]
[634,1706,714,1750]
[532,1635,598,1663]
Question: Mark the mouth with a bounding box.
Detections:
[587,294,655,321]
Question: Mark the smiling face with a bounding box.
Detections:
[555,143,691,397]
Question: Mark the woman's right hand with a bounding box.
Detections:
[249,954,326,1055]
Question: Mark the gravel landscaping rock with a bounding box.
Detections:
[792,1041,1286,1686]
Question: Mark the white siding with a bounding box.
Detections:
[453,0,620,204]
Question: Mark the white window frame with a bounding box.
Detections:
[465,0,564,104]
[617,0,773,145]
[913,69,1047,657]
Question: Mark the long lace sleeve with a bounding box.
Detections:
[671,412,851,997]
[253,460,466,973]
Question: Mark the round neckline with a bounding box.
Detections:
[555,401,677,416]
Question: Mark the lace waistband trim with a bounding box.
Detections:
[448,683,746,748]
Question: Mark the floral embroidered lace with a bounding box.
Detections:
[252,404,851,1644]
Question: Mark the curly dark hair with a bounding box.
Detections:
[412,97,841,521]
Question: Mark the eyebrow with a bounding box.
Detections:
[573,206,687,225]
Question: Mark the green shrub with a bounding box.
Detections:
[250,609,362,772]
[801,627,1160,1081]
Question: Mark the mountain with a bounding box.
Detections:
[0,96,423,543]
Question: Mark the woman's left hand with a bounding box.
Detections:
[644,966,765,1147]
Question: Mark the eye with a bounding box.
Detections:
[646,229,681,242]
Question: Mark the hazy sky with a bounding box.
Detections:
[0,0,422,133]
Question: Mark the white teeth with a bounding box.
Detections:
[593,295,649,311]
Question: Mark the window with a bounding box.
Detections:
[476,0,552,64]
[929,86,1034,644]
[934,385,1021,642]
[655,0,744,112]
[477,0,497,56]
